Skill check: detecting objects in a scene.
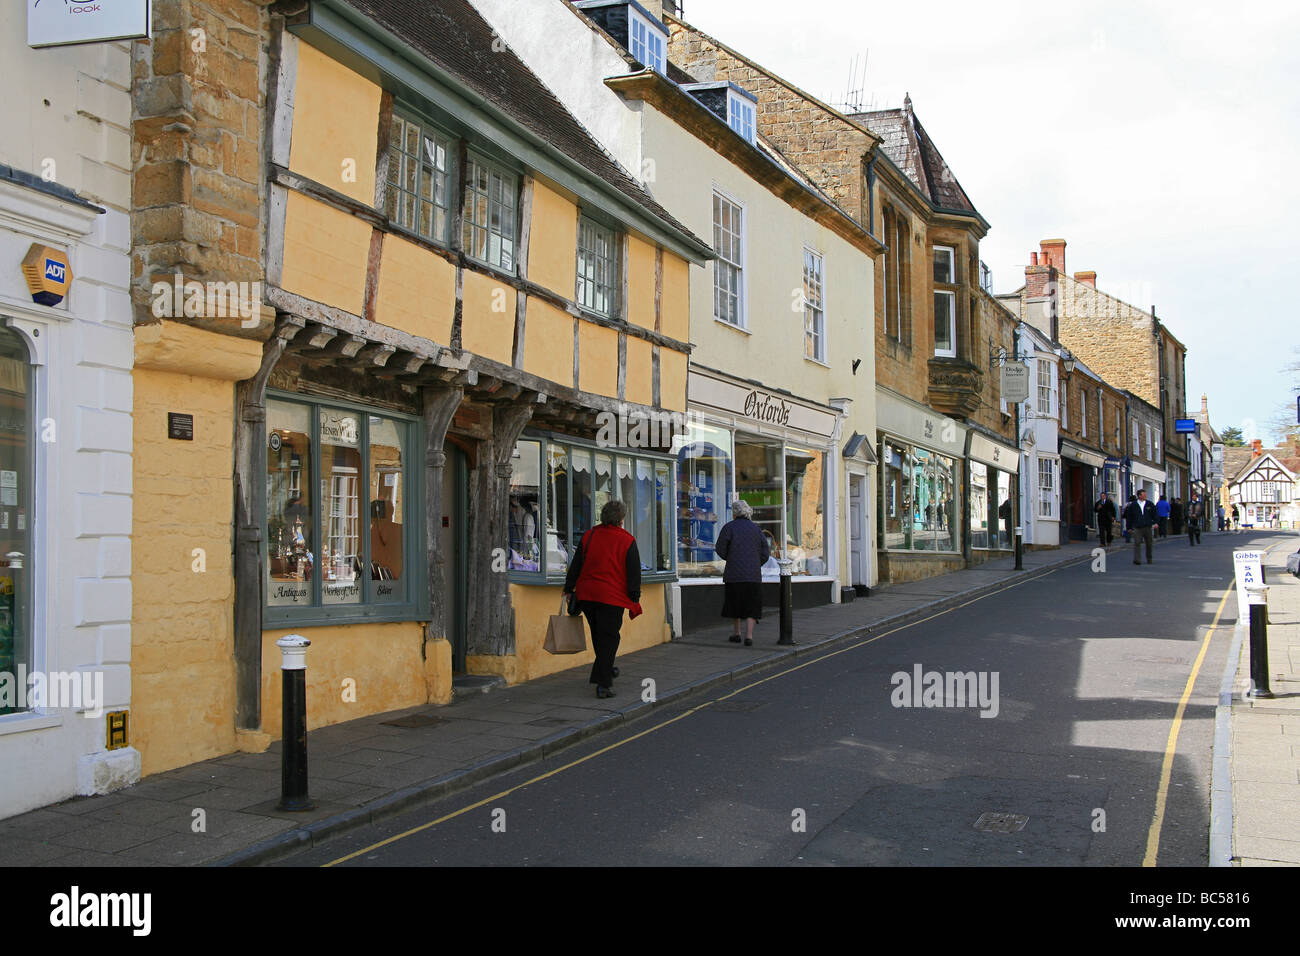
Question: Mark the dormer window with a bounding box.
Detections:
[628,5,666,74]
[726,89,755,144]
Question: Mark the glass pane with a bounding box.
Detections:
[672,422,733,577]
[997,470,1014,548]
[735,435,783,557]
[913,447,934,551]
[933,246,952,284]
[571,448,593,550]
[970,461,989,549]
[0,333,31,713]
[634,459,655,571]
[546,445,570,574]
[267,400,314,607]
[655,461,672,572]
[368,416,404,602]
[509,440,541,571]
[785,447,825,574]
[934,292,953,352]
[881,439,912,550]
[319,408,363,605]
[617,457,635,536]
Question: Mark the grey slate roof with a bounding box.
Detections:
[852,95,978,216]
[338,0,706,250]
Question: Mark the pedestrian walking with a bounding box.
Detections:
[1122,493,1136,542]
[1186,492,1203,546]
[1216,505,1225,532]
[1231,504,1240,531]
[1124,489,1158,565]
[1155,494,1170,537]
[714,499,769,647]
[999,497,1013,549]
[1170,497,1184,536]
[562,499,642,699]
[1093,491,1117,546]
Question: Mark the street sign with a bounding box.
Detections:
[1233,550,1264,621]
[1001,362,1030,404]
[1175,418,1196,434]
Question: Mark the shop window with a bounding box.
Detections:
[0,330,32,715]
[879,437,956,552]
[784,447,826,573]
[577,217,619,317]
[265,396,419,622]
[881,438,911,550]
[463,154,518,272]
[510,435,675,583]
[970,461,989,550]
[735,436,783,552]
[673,421,734,577]
[387,113,454,244]
[996,470,1014,549]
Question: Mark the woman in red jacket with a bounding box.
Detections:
[563,500,642,698]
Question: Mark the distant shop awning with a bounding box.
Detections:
[968,432,1020,473]
[1059,440,1107,469]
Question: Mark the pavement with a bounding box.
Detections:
[0,531,1212,867]
[1220,533,1300,866]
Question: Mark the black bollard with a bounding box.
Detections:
[777,559,796,646]
[1246,585,1274,699]
[276,634,316,811]
[1014,527,1023,571]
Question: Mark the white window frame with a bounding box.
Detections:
[1036,358,1053,415]
[576,215,619,318]
[802,247,825,363]
[727,89,756,145]
[1060,378,1069,428]
[462,153,518,272]
[1132,420,1140,457]
[1154,427,1161,463]
[1145,423,1153,460]
[933,290,956,359]
[628,5,666,74]
[1080,388,1087,438]
[1038,457,1058,519]
[712,189,746,329]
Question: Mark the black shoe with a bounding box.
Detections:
[743,637,753,647]
[1134,560,1140,565]
[611,666,619,678]
[728,634,742,643]
[596,686,615,699]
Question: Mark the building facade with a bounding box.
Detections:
[0,8,137,818]
[128,0,711,776]
[661,14,1019,584]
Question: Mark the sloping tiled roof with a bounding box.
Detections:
[852,96,978,216]
[338,0,707,250]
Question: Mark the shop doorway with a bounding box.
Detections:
[442,445,468,672]
[849,473,869,591]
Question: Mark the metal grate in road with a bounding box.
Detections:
[973,811,1029,833]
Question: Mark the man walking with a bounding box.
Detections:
[1093,491,1117,546]
[1186,492,1203,546]
[1124,488,1157,565]
[1170,497,1184,536]
[1155,493,1171,537]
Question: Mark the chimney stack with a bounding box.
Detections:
[1074,270,1096,289]
[1039,238,1066,274]
[1030,252,1038,266]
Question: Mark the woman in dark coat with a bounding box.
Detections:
[563,500,641,699]
[714,499,769,646]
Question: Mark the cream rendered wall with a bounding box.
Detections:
[0,9,137,818]
[641,110,878,588]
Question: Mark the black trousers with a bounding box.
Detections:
[1133,525,1154,562]
[1188,519,1201,545]
[581,601,624,688]
[1098,519,1114,546]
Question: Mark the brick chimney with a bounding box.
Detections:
[1074,271,1096,289]
[1039,239,1066,274]
[1196,393,1208,424]
[1251,438,1263,458]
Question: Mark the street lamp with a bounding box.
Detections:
[1060,349,1075,375]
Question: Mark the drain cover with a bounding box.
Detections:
[973,811,1029,833]
[380,713,445,728]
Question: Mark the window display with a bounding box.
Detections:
[673,422,733,577]
[735,436,782,549]
[0,331,30,715]
[970,460,989,550]
[508,440,541,571]
[784,447,826,574]
[880,436,957,552]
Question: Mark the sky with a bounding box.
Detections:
[679,0,1300,443]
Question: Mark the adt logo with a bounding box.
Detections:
[44,259,65,282]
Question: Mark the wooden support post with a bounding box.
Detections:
[422,385,465,652]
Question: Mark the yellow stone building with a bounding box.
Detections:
[129,0,709,774]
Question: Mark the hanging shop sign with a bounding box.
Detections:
[1000,362,1030,404]
[20,244,72,306]
[28,0,151,48]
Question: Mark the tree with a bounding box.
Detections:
[1221,426,1245,447]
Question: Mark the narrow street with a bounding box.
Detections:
[281,533,1249,867]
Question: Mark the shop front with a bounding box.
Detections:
[1060,440,1106,542]
[966,430,1019,555]
[876,388,968,583]
[670,367,843,632]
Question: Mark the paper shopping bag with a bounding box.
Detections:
[544,595,587,654]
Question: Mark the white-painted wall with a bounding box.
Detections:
[0,6,137,820]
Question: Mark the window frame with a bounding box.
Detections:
[1038,457,1058,519]
[462,151,520,273]
[627,4,667,74]
[1060,376,1069,428]
[932,244,957,358]
[712,188,747,330]
[386,110,456,246]
[507,430,678,586]
[802,246,826,363]
[726,89,757,144]
[263,390,427,628]
[576,214,621,318]
[1036,358,1054,415]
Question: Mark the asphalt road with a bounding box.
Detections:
[280,531,1270,867]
